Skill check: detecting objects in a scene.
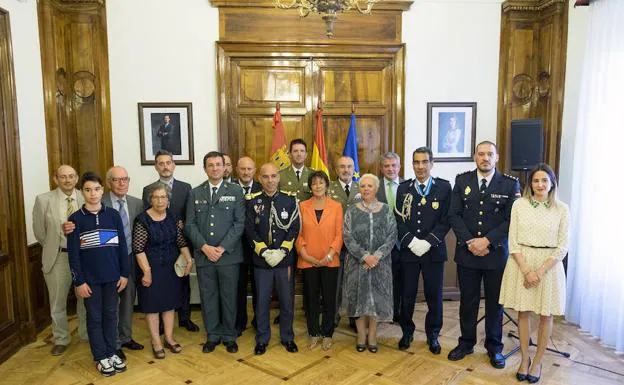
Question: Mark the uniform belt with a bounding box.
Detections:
[519,244,555,249]
[59,247,68,252]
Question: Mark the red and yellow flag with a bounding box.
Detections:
[310,106,329,176]
[270,105,290,170]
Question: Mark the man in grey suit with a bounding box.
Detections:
[32,165,87,356]
[142,150,198,332]
[102,166,144,357]
[185,151,245,354]
[376,151,404,323]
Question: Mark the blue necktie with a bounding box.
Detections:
[117,199,131,255]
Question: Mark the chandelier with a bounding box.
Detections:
[275,0,379,38]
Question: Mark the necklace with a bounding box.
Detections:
[360,200,379,212]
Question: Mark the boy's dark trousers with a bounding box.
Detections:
[85,281,119,361]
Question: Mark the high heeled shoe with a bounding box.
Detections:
[516,357,531,381]
[527,363,542,384]
[152,345,165,359]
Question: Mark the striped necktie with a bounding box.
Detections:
[117,199,132,255]
[66,197,76,218]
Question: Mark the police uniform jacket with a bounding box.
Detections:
[244,190,300,269]
[395,177,452,263]
[185,180,246,268]
[328,180,361,212]
[240,181,263,264]
[279,166,312,202]
[449,169,521,270]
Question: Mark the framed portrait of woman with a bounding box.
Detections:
[426,102,477,162]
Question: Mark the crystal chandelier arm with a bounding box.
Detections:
[353,0,378,14]
[274,0,300,9]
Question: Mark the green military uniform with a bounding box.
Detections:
[328,180,361,212]
[279,166,313,202]
[185,180,245,343]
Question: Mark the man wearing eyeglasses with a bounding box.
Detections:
[103,166,145,358]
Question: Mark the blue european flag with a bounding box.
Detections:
[343,112,361,181]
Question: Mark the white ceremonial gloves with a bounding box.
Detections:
[262,249,287,267]
[408,238,432,257]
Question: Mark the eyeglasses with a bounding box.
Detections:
[110,177,130,183]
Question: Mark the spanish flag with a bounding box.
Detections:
[310,106,329,176]
[270,105,290,170]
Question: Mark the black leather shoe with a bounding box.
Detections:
[202,341,219,353]
[368,345,378,353]
[180,319,200,332]
[281,340,298,353]
[116,349,127,361]
[517,358,531,382]
[447,345,474,361]
[527,363,542,384]
[427,339,441,355]
[398,334,413,350]
[224,341,238,353]
[122,339,144,350]
[254,343,267,355]
[273,315,280,324]
[488,351,506,369]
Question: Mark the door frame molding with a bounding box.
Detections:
[0,6,35,364]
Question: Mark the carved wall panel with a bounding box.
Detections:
[38,0,113,186]
[497,0,568,176]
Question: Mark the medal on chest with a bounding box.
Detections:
[280,208,289,220]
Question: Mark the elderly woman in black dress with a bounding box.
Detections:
[133,185,193,358]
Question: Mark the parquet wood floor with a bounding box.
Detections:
[1,300,623,385]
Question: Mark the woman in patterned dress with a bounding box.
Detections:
[499,164,569,383]
[342,173,398,353]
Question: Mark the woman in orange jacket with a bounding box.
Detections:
[296,171,343,351]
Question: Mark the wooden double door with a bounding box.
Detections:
[216,43,405,180]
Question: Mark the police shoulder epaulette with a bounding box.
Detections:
[400,178,413,185]
[503,173,519,181]
[434,176,450,183]
[249,191,263,199]
[457,170,472,177]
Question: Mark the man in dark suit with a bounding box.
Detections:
[376,151,404,322]
[186,151,246,354]
[328,155,361,329]
[223,154,234,183]
[156,115,180,154]
[234,156,262,334]
[447,141,521,369]
[395,147,451,354]
[102,166,144,358]
[142,150,198,332]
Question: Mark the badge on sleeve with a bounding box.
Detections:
[465,186,471,195]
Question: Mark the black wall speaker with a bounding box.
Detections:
[511,119,544,171]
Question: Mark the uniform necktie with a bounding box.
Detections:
[211,186,218,204]
[66,197,76,218]
[419,184,426,194]
[244,186,250,195]
[345,183,350,197]
[480,178,487,193]
[117,199,131,254]
[387,181,396,209]
[296,170,301,181]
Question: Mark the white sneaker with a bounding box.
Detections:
[109,354,127,373]
[96,358,116,377]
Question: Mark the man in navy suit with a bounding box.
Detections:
[395,147,451,354]
[447,141,521,369]
[376,151,404,322]
[142,150,198,332]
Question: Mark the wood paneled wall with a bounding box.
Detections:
[0,7,35,364]
[496,0,568,177]
[38,0,113,186]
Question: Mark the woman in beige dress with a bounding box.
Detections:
[499,164,569,384]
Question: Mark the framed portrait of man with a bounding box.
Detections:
[138,102,194,165]
[427,102,477,162]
